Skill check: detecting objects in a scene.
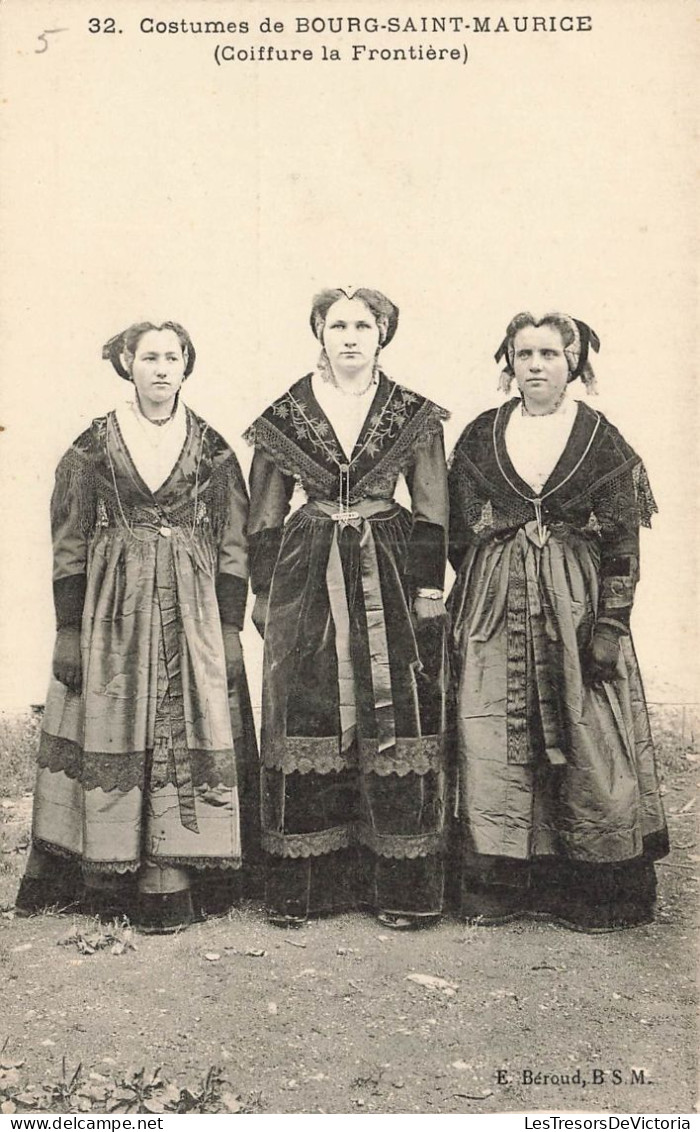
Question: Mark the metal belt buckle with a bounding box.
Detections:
[331,510,361,529]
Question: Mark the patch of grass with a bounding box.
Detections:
[649,703,698,776]
[0,1059,249,1115]
[0,711,42,798]
[175,1064,242,1114]
[110,1066,176,1114]
[45,1058,84,1113]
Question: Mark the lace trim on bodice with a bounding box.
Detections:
[56,448,242,547]
[245,382,449,504]
[450,448,657,542]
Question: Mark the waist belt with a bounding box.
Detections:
[305,498,398,525]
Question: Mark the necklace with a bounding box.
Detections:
[335,374,378,398]
[132,399,178,448]
[135,391,178,428]
[318,351,379,396]
[521,389,567,417]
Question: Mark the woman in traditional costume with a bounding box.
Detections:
[447,312,668,931]
[15,321,258,932]
[245,287,449,927]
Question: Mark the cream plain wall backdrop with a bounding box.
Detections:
[0,0,696,708]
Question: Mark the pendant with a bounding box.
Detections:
[528,500,550,548]
[524,519,549,549]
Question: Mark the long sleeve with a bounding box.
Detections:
[590,465,644,634]
[50,448,96,629]
[213,452,251,630]
[404,429,449,591]
[447,451,479,575]
[247,448,296,595]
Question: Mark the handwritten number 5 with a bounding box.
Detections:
[35,28,68,53]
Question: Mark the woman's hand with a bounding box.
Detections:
[222,626,244,687]
[252,594,269,639]
[586,624,621,684]
[413,596,447,627]
[53,627,82,694]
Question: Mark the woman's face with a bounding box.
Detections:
[322,298,381,376]
[127,329,186,416]
[512,324,570,409]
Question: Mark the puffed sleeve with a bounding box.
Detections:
[247,448,296,595]
[403,428,449,591]
[51,447,96,629]
[212,451,251,630]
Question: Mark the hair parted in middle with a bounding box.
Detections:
[101,321,196,381]
[309,287,400,348]
[495,311,600,395]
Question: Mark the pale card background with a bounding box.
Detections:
[0,0,697,1111]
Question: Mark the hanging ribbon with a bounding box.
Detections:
[506,525,566,767]
[153,531,199,833]
[316,499,400,757]
[358,517,397,755]
[325,533,357,752]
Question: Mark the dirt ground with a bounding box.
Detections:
[0,721,697,1116]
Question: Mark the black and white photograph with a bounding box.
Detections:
[0,0,697,1120]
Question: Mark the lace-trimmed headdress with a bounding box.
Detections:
[494,312,600,394]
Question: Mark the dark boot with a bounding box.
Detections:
[132,889,195,934]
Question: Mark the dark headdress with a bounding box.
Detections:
[494,312,600,390]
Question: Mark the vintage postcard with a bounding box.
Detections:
[0,0,696,1119]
